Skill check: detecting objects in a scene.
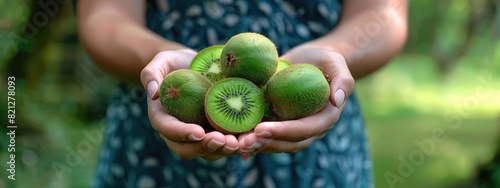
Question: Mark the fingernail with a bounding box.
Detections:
[256,131,272,138]
[207,140,224,150]
[222,145,238,153]
[248,141,262,149]
[334,89,345,108]
[188,134,203,141]
[147,81,158,99]
[240,148,255,153]
[258,138,272,144]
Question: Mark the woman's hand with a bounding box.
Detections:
[238,47,355,158]
[140,50,240,161]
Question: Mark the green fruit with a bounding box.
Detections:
[220,32,278,86]
[205,78,265,134]
[266,64,330,120]
[277,59,291,73]
[190,45,226,83]
[260,86,277,119]
[160,69,212,126]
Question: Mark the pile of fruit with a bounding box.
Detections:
[159,33,330,134]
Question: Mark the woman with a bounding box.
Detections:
[77,0,407,187]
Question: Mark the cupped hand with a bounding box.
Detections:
[140,50,239,161]
[238,47,355,158]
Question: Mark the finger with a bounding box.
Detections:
[238,133,258,160]
[148,98,206,142]
[240,132,319,153]
[160,131,226,160]
[252,103,340,142]
[237,131,254,152]
[221,135,239,155]
[239,133,260,153]
[255,136,318,153]
[318,52,355,108]
[203,135,240,161]
[140,51,195,100]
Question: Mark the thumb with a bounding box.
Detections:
[140,53,172,100]
[140,50,197,100]
[140,68,163,101]
[141,49,196,100]
[324,53,355,108]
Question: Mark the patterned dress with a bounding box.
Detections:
[92,0,373,187]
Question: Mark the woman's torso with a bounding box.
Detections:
[146,0,342,53]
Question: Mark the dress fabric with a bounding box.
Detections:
[92,0,373,187]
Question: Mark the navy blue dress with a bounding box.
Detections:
[92,0,373,187]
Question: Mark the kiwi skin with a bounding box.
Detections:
[190,45,226,83]
[205,78,265,134]
[265,64,331,120]
[260,86,278,120]
[220,32,278,86]
[159,69,212,126]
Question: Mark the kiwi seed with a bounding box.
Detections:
[205,78,265,134]
[190,45,227,83]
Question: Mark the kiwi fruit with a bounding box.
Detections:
[220,32,278,86]
[259,86,278,120]
[159,69,212,126]
[190,45,226,83]
[205,78,265,134]
[277,59,291,73]
[266,64,330,120]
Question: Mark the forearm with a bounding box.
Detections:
[304,0,408,79]
[77,0,189,82]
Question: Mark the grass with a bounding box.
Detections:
[367,115,498,188]
[357,53,500,188]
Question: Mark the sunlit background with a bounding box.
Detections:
[0,0,499,187]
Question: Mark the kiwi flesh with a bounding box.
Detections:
[190,45,226,83]
[276,59,291,73]
[159,69,212,126]
[220,33,278,86]
[205,78,265,134]
[266,64,330,120]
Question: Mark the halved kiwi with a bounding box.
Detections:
[190,45,226,83]
[159,69,212,126]
[205,78,265,134]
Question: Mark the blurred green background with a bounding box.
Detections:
[0,0,499,187]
